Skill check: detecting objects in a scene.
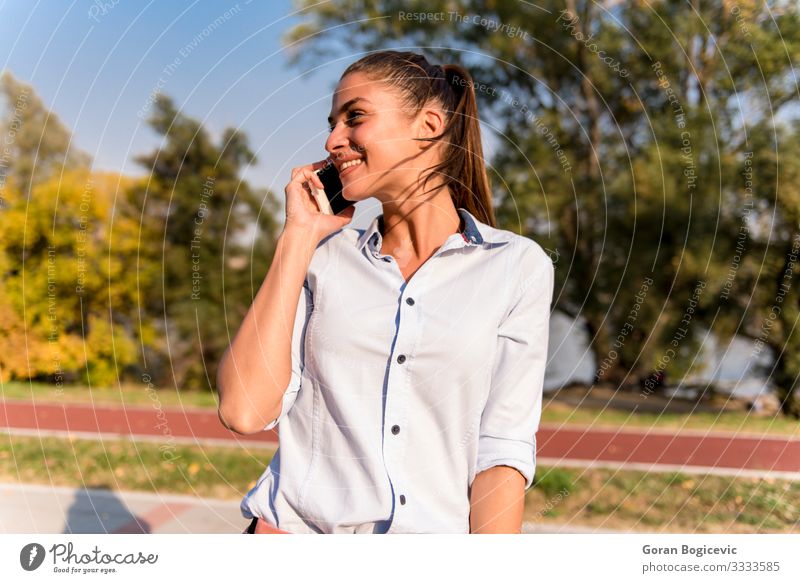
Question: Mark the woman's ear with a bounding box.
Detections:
[415,105,446,145]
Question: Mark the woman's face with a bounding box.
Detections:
[325,71,442,203]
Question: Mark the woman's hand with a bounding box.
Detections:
[284,159,356,242]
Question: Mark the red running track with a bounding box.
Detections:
[1,400,798,472]
[537,426,799,473]
[0,400,278,445]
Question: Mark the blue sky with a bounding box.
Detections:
[0,0,393,225]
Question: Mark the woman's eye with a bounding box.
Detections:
[346,111,364,124]
[328,111,365,133]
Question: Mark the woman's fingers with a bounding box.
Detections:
[299,167,325,192]
[285,159,335,222]
[283,158,354,240]
[287,161,328,205]
[291,159,329,190]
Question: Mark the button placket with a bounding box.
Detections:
[381,280,422,533]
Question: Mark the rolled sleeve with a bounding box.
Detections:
[476,245,554,490]
[263,279,313,431]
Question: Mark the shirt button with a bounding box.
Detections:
[399,495,406,505]
[405,297,415,306]
[391,425,400,435]
[396,354,406,364]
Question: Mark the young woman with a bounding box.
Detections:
[218,50,555,534]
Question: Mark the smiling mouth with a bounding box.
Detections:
[340,158,363,169]
[338,158,364,176]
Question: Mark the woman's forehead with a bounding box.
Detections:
[333,72,391,105]
[330,72,418,121]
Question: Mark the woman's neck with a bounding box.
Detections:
[378,197,463,258]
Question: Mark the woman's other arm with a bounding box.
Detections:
[470,243,555,533]
[469,466,526,534]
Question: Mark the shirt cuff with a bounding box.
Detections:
[475,434,536,490]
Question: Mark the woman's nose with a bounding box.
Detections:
[325,122,349,155]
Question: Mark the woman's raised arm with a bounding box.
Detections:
[217,160,355,434]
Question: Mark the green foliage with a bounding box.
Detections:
[0,71,90,196]
[0,170,146,385]
[282,0,800,414]
[128,93,282,390]
[0,82,283,394]
[2,4,798,413]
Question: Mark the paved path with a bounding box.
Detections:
[2,399,799,478]
[0,482,245,534]
[0,482,605,534]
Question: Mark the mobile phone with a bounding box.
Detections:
[312,160,354,215]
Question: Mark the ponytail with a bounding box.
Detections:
[435,63,496,227]
[341,52,496,227]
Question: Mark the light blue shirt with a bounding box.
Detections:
[240,207,555,533]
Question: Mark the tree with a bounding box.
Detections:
[129,94,283,390]
[724,120,800,415]
[0,74,142,387]
[0,170,144,386]
[0,71,90,199]
[281,0,800,414]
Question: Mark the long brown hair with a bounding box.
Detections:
[341,50,496,228]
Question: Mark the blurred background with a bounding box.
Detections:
[0,0,798,534]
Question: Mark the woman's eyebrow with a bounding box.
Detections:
[327,97,372,125]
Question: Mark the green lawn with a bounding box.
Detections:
[0,433,272,500]
[541,398,800,437]
[1,381,219,409]
[526,465,799,533]
[1,433,796,533]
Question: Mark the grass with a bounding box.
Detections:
[0,433,272,500]
[1,433,797,533]
[525,464,800,533]
[1,381,219,409]
[541,398,800,437]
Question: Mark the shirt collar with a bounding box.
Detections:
[356,207,496,252]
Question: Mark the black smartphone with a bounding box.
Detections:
[315,160,354,215]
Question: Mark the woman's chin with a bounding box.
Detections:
[341,186,366,202]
